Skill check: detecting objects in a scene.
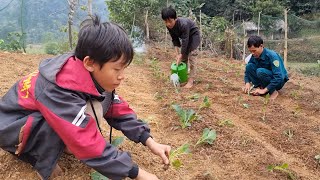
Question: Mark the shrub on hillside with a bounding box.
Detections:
[45,42,60,55]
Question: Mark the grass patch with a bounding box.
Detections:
[25,44,45,54]
[265,36,320,63]
[288,62,320,77]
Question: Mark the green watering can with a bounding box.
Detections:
[171,62,188,83]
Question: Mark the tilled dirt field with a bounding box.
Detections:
[0,47,319,180]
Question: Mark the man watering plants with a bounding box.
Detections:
[242,35,289,100]
[161,6,201,88]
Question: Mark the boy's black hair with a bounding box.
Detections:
[161,6,177,20]
[75,15,133,67]
[247,35,263,48]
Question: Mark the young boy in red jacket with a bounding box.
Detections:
[0,16,170,180]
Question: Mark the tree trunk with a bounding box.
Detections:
[130,13,135,38]
[145,9,149,41]
[88,0,92,16]
[284,9,288,68]
[20,0,26,53]
[68,0,78,50]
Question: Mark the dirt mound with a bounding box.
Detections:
[0,47,319,180]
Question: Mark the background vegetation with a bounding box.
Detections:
[0,0,319,73]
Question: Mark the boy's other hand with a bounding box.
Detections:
[135,168,159,180]
[146,137,171,164]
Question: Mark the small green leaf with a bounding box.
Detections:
[90,171,109,180]
[243,103,250,108]
[111,136,125,147]
[315,154,320,160]
[200,96,211,109]
[281,163,289,169]
[196,128,217,145]
[172,104,196,128]
[172,159,182,168]
[267,165,274,171]
[188,93,200,101]
[218,119,234,127]
[168,143,190,169]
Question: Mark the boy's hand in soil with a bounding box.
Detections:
[135,168,159,180]
[146,137,171,164]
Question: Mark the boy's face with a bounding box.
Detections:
[164,18,177,29]
[87,55,127,92]
[248,45,263,58]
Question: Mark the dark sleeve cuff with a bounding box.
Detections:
[128,164,139,179]
[140,131,151,146]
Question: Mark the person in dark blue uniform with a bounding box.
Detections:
[242,35,289,100]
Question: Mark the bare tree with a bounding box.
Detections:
[144,9,149,41]
[87,0,92,16]
[67,0,78,50]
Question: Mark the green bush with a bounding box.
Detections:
[45,42,60,55]
[0,32,25,52]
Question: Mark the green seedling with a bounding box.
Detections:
[290,90,300,99]
[219,77,229,84]
[167,143,190,169]
[196,128,217,146]
[243,103,250,109]
[283,129,294,139]
[90,171,109,180]
[199,96,211,110]
[205,83,212,90]
[315,154,320,164]
[172,104,197,128]
[293,105,301,117]
[111,136,125,147]
[188,93,200,101]
[218,119,234,127]
[237,96,243,104]
[267,163,296,180]
[235,70,241,78]
[261,94,270,121]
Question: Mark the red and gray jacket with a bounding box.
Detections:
[0,53,151,179]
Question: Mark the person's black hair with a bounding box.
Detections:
[75,15,133,68]
[161,6,177,20]
[247,35,264,48]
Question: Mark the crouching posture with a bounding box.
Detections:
[0,16,170,180]
[243,35,289,100]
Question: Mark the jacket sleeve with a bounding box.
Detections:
[104,95,151,146]
[266,55,283,93]
[168,28,181,48]
[180,21,191,56]
[36,84,138,179]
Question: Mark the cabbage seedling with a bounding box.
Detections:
[267,163,296,180]
[172,104,197,128]
[196,128,217,146]
[168,143,190,169]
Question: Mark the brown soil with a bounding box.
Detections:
[0,45,319,180]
